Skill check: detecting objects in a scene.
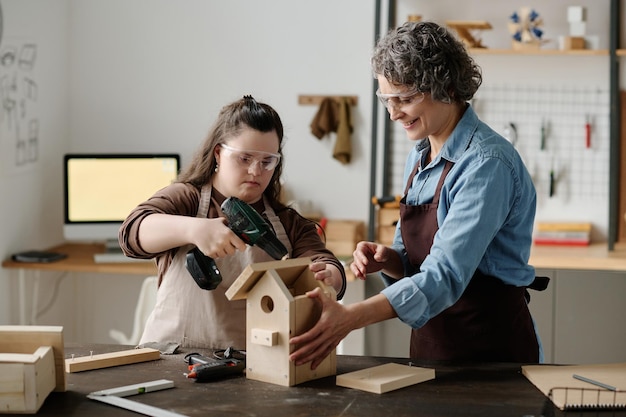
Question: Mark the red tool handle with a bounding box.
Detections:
[585,119,591,149]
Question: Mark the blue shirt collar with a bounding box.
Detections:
[437,104,479,164]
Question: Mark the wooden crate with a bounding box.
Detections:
[324,220,365,257]
[376,208,400,245]
[0,326,65,395]
[0,344,57,414]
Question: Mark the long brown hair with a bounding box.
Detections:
[178,95,286,210]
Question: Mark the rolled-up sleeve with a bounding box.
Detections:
[118,183,200,258]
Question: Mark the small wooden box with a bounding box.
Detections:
[562,36,585,50]
[324,220,365,257]
[0,346,56,414]
[376,208,400,245]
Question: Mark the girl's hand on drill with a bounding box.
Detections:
[191,217,247,258]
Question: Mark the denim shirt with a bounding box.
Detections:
[381,105,537,329]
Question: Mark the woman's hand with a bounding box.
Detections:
[350,241,393,279]
[289,291,397,370]
[289,287,352,369]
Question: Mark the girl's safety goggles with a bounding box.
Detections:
[220,143,281,171]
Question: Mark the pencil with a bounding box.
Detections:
[573,374,617,391]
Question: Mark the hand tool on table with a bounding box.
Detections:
[185,196,288,290]
[183,349,246,382]
[184,358,245,382]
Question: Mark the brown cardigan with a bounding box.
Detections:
[118,182,346,299]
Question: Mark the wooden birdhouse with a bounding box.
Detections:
[225,257,336,387]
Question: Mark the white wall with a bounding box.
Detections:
[0,0,69,324]
[68,0,376,220]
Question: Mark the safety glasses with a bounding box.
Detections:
[219,144,281,171]
[376,88,425,110]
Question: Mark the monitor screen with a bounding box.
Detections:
[63,153,180,245]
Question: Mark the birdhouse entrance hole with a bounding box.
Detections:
[260,295,274,313]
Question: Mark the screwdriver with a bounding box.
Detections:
[549,156,555,198]
[585,114,591,149]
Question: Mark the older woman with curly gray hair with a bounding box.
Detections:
[291,21,547,368]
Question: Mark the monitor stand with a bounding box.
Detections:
[94,239,142,263]
[104,239,122,252]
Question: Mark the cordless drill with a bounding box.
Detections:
[185,196,288,290]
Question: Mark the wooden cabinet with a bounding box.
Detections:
[531,268,626,364]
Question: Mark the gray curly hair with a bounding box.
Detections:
[371,21,482,104]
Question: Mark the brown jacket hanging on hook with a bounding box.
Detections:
[333,97,352,164]
[310,98,338,139]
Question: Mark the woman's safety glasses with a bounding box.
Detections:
[220,144,281,171]
[376,88,425,111]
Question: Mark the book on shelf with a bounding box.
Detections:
[533,222,591,246]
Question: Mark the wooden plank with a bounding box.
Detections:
[298,95,358,106]
[445,20,492,30]
[336,363,435,394]
[65,348,160,373]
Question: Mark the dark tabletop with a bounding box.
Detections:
[11,344,622,417]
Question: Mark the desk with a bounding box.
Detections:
[21,344,612,417]
[1,243,156,325]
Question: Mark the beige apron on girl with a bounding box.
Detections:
[139,184,292,349]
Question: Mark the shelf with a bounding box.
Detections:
[469,48,609,56]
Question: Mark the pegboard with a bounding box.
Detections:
[387,84,610,207]
[475,83,610,203]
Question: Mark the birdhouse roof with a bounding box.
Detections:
[225,257,312,301]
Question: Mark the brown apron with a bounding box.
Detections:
[400,158,541,362]
[140,184,292,349]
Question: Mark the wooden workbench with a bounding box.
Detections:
[530,242,626,271]
[25,343,609,417]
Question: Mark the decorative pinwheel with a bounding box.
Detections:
[508,7,544,49]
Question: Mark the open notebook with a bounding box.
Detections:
[522,363,626,410]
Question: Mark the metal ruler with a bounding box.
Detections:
[87,379,188,417]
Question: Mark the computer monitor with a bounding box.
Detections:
[63,153,180,248]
